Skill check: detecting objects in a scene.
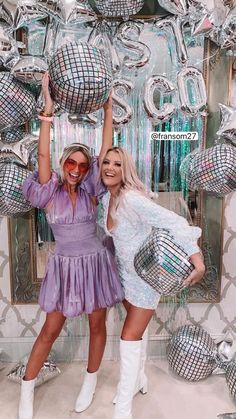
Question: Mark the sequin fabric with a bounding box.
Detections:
[99,190,201,309]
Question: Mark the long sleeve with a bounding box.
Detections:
[124,190,201,257]
[22,171,59,209]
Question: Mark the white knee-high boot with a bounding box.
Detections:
[74,370,97,413]
[18,378,36,419]
[113,339,142,419]
[113,329,148,404]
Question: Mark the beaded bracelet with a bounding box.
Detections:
[38,115,54,123]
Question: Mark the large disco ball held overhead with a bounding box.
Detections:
[49,42,113,114]
[94,0,144,18]
[180,144,236,197]
[134,228,194,296]
[0,72,36,131]
[167,325,219,381]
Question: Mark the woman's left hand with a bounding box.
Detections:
[103,91,112,112]
[183,252,205,286]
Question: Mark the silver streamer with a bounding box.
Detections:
[134,228,194,296]
[180,144,236,197]
[167,325,218,381]
[49,42,112,114]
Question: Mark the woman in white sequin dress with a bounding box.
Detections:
[99,147,205,419]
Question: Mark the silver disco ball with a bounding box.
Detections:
[0,163,32,216]
[94,0,144,17]
[180,144,236,197]
[134,228,194,296]
[0,72,36,131]
[49,42,112,114]
[1,127,25,144]
[225,361,236,399]
[167,325,218,381]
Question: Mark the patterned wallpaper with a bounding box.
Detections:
[0,189,236,361]
[1,72,236,362]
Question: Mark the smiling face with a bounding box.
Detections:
[101,149,123,193]
[63,151,89,188]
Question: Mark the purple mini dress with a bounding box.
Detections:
[22,157,124,318]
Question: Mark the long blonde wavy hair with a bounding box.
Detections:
[101,147,149,218]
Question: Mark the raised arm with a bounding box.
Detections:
[98,92,113,166]
[38,72,54,184]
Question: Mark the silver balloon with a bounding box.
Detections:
[217,104,236,145]
[218,415,236,419]
[0,72,36,131]
[88,21,120,74]
[225,361,236,399]
[177,66,207,115]
[7,354,60,386]
[154,15,188,65]
[0,150,26,166]
[68,112,99,126]
[0,127,25,144]
[143,75,176,125]
[49,42,112,114]
[191,0,228,37]
[180,144,236,197]
[117,21,150,69]
[0,163,32,216]
[158,0,187,16]
[11,55,48,84]
[94,0,144,18]
[167,325,218,381]
[134,228,194,296]
[0,0,47,29]
[112,78,134,129]
[1,134,38,165]
[220,8,236,49]
[0,25,19,69]
[37,0,96,24]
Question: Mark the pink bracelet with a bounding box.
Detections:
[38,115,54,123]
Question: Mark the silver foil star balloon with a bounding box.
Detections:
[37,0,96,24]
[11,55,48,85]
[0,0,47,30]
[217,103,236,145]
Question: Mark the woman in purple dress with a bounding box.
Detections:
[19,73,124,419]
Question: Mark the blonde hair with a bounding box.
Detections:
[59,143,92,183]
[101,147,148,218]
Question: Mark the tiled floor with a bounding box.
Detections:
[1,360,236,419]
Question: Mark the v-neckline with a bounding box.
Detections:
[105,192,114,234]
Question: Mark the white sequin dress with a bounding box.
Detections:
[99,190,202,309]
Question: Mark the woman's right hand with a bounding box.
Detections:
[42,72,54,114]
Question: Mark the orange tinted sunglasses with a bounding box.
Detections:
[64,158,89,173]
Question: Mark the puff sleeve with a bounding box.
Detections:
[80,157,106,200]
[124,190,202,257]
[22,171,59,209]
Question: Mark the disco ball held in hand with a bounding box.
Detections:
[167,324,218,381]
[94,0,144,17]
[0,164,32,216]
[49,42,112,114]
[180,144,236,197]
[134,228,194,296]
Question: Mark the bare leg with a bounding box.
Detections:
[87,308,107,372]
[24,311,66,380]
[121,304,154,340]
